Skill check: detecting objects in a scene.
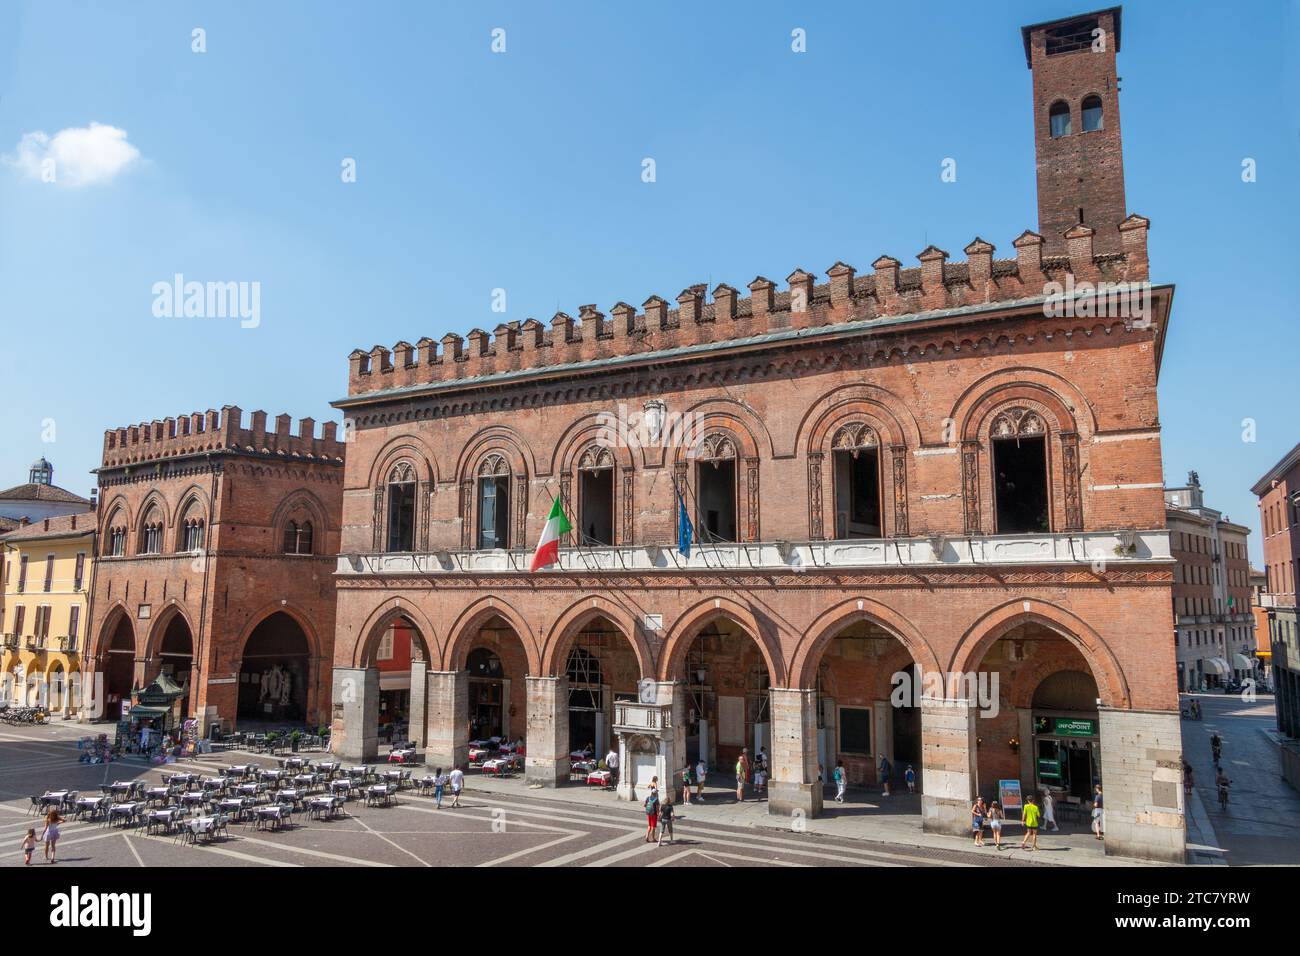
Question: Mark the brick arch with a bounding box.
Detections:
[236,601,327,665]
[168,484,211,528]
[143,601,197,661]
[91,602,136,663]
[367,434,441,489]
[792,383,923,454]
[962,385,1077,444]
[454,425,537,484]
[135,490,169,548]
[657,597,787,686]
[441,596,539,674]
[539,596,654,678]
[1008,658,1096,710]
[550,414,639,475]
[349,599,438,669]
[676,397,774,458]
[948,599,1130,708]
[790,598,942,689]
[949,369,1096,442]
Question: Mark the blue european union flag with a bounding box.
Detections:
[676,490,693,558]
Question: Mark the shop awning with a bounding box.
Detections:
[127,706,169,720]
[1204,657,1230,676]
[1234,653,1257,670]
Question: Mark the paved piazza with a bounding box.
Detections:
[0,722,1040,869]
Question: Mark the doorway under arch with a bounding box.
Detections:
[155,614,194,717]
[461,616,530,753]
[102,614,135,720]
[677,617,773,773]
[238,612,311,724]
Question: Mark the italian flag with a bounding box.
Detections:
[529,496,572,571]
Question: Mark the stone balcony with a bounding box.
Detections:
[612,701,673,734]
[336,529,1172,576]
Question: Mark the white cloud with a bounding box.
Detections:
[3,122,142,187]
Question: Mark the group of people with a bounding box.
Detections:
[427,766,466,809]
[968,784,1105,850]
[830,757,917,803]
[20,808,61,865]
[641,776,676,845]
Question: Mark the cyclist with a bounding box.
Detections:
[1215,769,1231,810]
[1210,733,1222,765]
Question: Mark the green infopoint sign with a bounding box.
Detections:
[1038,758,1061,779]
[1052,718,1096,738]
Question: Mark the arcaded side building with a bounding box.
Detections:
[86,407,345,734]
[331,7,1185,861]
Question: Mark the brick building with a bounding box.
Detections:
[85,407,345,734]
[1164,472,1254,691]
[330,7,1185,861]
[1252,441,1300,745]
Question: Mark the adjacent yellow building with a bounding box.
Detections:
[1,513,94,717]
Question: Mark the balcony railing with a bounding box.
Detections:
[337,529,1173,577]
[57,636,79,654]
[24,636,47,651]
[613,701,672,733]
[1,634,17,650]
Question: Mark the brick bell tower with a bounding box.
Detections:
[1023,7,1127,257]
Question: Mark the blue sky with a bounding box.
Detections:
[1,1,1295,563]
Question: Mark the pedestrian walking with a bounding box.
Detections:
[605,746,620,789]
[1041,788,1059,832]
[756,748,769,794]
[20,828,36,866]
[1091,785,1104,840]
[971,796,986,846]
[695,758,707,802]
[41,809,62,863]
[1019,796,1041,850]
[657,796,676,846]
[449,765,465,807]
[433,767,446,808]
[644,777,660,842]
[680,765,693,804]
[833,760,847,803]
[987,800,1003,849]
[1183,760,1194,795]
[879,754,892,796]
[904,764,916,794]
[735,755,746,802]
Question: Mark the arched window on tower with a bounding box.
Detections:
[990,407,1050,534]
[140,504,164,555]
[1049,100,1072,138]
[386,462,417,552]
[179,500,205,552]
[1081,94,1103,132]
[830,423,882,539]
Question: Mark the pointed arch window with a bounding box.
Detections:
[105,511,127,557]
[830,423,882,538]
[990,406,1050,534]
[577,445,615,546]
[283,519,314,555]
[476,454,512,550]
[694,434,738,543]
[179,500,205,552]
[386,461,417,552]
[140,504,164,555]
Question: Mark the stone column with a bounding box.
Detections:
[1017,709,1035,785]
[331,666,379,762]
[1098,707,1186,864]
[873,699,893,784]
[658,681,687,801]
[425,670,468,772]
[408,665,429,749]
[525,675,569,787]
[920,695,976,836]
[768,688,823,819]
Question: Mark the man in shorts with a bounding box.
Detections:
[1019,795,1041,850]
[449,765,465,808]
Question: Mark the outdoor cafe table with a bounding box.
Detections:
[145,808,180,835]
[254,805,288,831]
[381,769,408,786]
[108,802,141,827]
[184,816,219,844]
[180,792,208,809]
[258,769,284,785]
[75,796,106,819]
[275,789,303,809]
[144,787,171,805]
[217,798,251,822]
[282,757,310,772]
[235,782,262,799]
[329,779,352,799]
[163,773,194,789]
[307,795,343,820]
[316,761,340,777]
[201,777,227,793]
[293,773,317,791]
[366,784,396,807]
[586,770,613,788]
[40,790,70,808]
[109,781,137,799]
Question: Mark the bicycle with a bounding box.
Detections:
[1217,783,1230,811]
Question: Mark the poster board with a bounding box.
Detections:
[998,779,1024,822]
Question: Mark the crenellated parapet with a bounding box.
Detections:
[101,405,346,468]
[346,217,1152,397]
